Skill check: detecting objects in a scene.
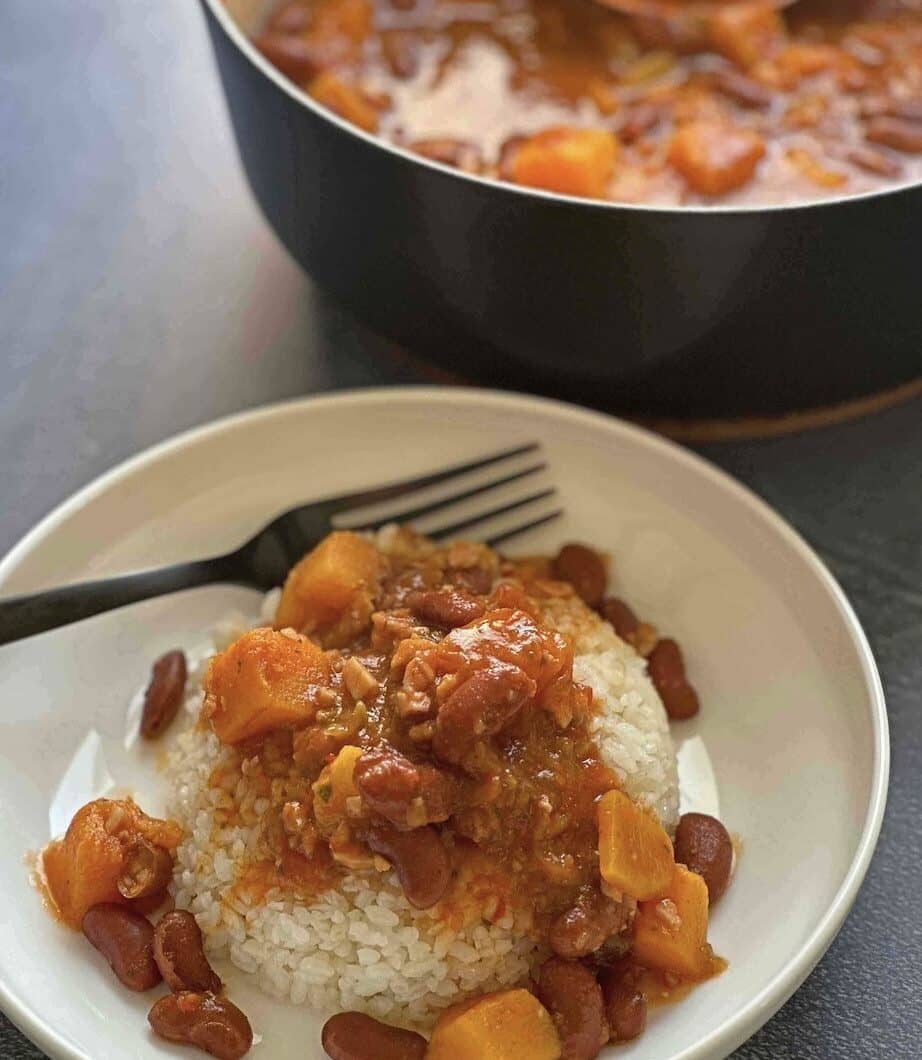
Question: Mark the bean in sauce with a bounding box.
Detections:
[140,649,187,739]
[599,597,640,642]
[647,638,700,720]
[153,910,223,994]
[548,885,629,960]
[353,746,455,829]
[432,661,536,765]
[364,823,452,909]
[82,904,162,991]
[406,587,485,629]
[535,957,609,1060]
[148,992,253,1060]
[600,968,647,1043]
[553,545,607,609]
[321,1011,427,1060]
[673,812,734,903]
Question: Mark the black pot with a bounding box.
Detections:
[199,0,922,420]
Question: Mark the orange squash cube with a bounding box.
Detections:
[598,788,674,901]
[203,627,331,744]
[632,863,717,980]
[312,745,363,829]
[427,989,561,1060]
[309,72,382,133]
[709,6,785,70]
[276,531,381,635]
[509,127,618,199]
[41,798,181,928]
[311,0,372,44]
[668,121,765,196]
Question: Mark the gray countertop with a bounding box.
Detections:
[2,1,920,1057]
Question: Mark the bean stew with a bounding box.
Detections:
[253,0,921,204]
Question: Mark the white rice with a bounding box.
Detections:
[165,590,678,1028]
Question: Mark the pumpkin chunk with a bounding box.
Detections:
[41,799,181,928]
[597,788,674,901]
[509,128,618,199]
[312,745,363,829]
[276,531,380,635]
[668,121,765,195]
[309,72,382,132]
[427,989,562,1060]
[708,5,785,70]
[632,863,718,980]
[203,627,331,744]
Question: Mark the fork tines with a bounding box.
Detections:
[336,442,561,546]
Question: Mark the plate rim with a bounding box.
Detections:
[0,385,889,1060]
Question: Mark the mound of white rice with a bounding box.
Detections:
[166,591,678,1028]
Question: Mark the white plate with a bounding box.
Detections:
[0,387,888,1060]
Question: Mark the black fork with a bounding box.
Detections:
[0,443,562,645]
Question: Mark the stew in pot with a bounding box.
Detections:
[253,0,921,204]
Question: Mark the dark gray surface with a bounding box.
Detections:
[1,1,919,1057]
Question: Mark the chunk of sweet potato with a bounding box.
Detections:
[276,531,381,634]
[312,0,371,44]
[598,788,674,901]
[312,745,363,829]
[308,72,382,133]
[708,5,785,70]
[41,799,181,928]
[509,127,618,199]
[632,864,717,980]
[668,120,765,195]
[427,989,562,1060]
[203,627,331,744]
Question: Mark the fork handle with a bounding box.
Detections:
[0,554,247,646]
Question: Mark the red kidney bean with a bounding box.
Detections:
[713,69,772,109]
[535,958,609,1060]
[432,661,535,764]
[154,910,222,994]
[552,545,607,608]
[140,650,187,739]
[365,824,451,909]
[860,96,922,123]
[321,1011,427,1060]
[585,933,632,970]
[148,992,252,1060]
[673,813,734,903]
[549,886,629,960]
[599,597,639,642]
[117,837,174,901]
[353,747,456,829]
[82,904,161,991]
[407,588,485,629]
[647,638,700,720]
[449,565,493,595]
[865,116,922,154]
[844,145,903,178]
[600,969,647,1043]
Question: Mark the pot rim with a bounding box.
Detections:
[201,0,922,218]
